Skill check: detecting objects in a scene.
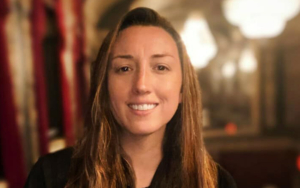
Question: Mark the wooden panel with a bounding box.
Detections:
[218,150,297,188]
[283,45,300,127]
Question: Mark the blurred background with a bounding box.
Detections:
[0,0,300,187]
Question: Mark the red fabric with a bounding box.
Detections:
[72,0,86,135]
[55,0,75,146]
[30,0,49,155]
[0,0,27,187]
[53,0,86,145]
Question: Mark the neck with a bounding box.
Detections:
[121,127,166,188]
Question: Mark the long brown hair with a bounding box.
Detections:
[65,7,217,188]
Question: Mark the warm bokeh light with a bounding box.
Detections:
[222,61,236,78]
[223,0,300,38]
[239,47,257,73]
[297,155,300,171]
[225,122,238,135]
[181,13,217,69]
[0,181,8,188]
[130,0,173,10]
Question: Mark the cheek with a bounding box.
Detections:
[157,77,182,102]
[108,87,126,110]
[108,77,123,115]
[108,89,126,126]
[108,74,126,101]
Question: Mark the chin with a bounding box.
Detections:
[124,123,166,136]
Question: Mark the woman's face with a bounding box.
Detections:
[108,26,182,136]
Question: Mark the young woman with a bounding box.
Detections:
[25,7,236,188]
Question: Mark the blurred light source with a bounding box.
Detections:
[223,0,300,38]
[130,0,173,10]
[297,155,300,171]
[181,13,217,69]
[222,61,236,78]
[239,47,257,73]
[225,122,237,135]
[0,181,8,188]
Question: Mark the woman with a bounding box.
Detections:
[25,7,236,188]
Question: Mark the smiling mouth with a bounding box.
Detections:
[128,104,158,111]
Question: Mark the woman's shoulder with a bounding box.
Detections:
[41,147,74,166]
[24,147,74,188]
[217,164,237,188]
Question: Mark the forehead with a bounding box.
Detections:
[111,26,179,56]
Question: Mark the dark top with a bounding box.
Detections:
[24,148,237,188]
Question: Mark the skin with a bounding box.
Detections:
[108,26,182,188]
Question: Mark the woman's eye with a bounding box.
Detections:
[118,66,130,72]
[157,65,168,71]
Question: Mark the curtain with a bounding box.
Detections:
[0,0,27,187]
[30,0,50,156]
[55,0,85,146]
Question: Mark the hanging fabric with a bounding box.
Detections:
[0,0,27,187]
[55,0,85,146]
[30,0,50,156]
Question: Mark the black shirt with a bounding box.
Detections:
[24,148,237,188]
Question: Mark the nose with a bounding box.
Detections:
[132,66,151,95]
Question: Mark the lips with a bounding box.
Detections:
[128,103,158,111]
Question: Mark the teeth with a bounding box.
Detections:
[129,104,157,111]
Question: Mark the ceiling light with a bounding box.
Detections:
[223,0,300,38]
[181,13,217,69]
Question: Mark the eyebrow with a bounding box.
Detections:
[111,53,175,61]
[111,55,134,60]
[151,54,175,59]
